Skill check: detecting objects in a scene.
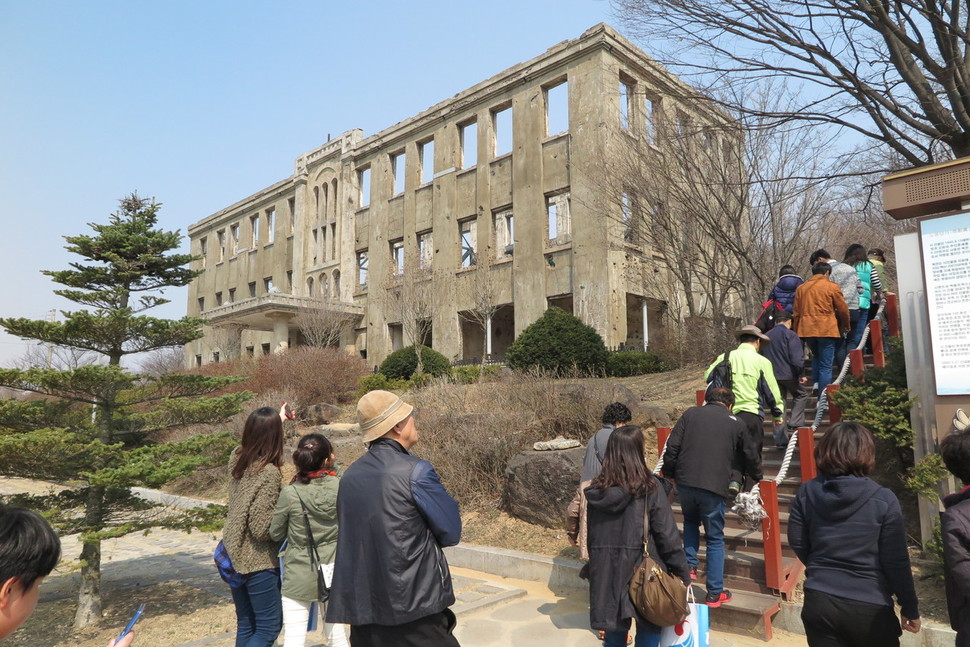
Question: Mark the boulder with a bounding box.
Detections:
[304,402,345,426]
[637,404,673,428]
[503,446,584,528]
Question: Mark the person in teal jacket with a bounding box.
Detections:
[270,433,348,647]
[705,325,784,466]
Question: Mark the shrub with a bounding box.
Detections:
[358,373,410,395]
[379,345,450,380]
[450,365,501,384]
[606,351,670,377]
[506,307,608,374]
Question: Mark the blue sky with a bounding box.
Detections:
[0,0,615,365]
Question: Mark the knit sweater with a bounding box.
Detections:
[224,448,283,575]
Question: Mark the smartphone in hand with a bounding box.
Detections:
[283,402,296,420]
[115,604,144,645]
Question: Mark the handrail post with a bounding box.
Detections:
[886,293,900,337]
[760,479,784,591]
[657,426,671,459]
[696,389,706,407]
[798,427,817,482]
[826,384,841,423]
[869,319,885,367]
[849,349,864,376]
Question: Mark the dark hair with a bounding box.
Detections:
[292,433,334,484]
[706,387,735,408]
[941,430,970,485]
[812,262,831,275]
[774,310,792,323]
[779,265,797,277]
[739,333,760,344]
[816,422,875,477]
[590,426,656,496]
[232,407,284,479]
[868,248,886,262]
[602,402,632,426]
[843,243,868,267]
[0,507,61,590]
[810,249,830,264]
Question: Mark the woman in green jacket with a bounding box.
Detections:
[270,433,347,647]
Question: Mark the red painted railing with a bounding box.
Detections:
[849,349,865,376]
[761,479,784,591]
[826,384,841,422]
[695,389,705,407]
[798,426,817,482]
[885,293,900,337]
[870,319,885,367]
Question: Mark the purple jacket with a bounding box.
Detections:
[762,324,804,382]
[769,274,804,312]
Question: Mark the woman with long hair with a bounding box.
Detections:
[788,422,920,646]
[270,433,348,647]
[842,244,882,359]
[584,426,689,647]
[224,406,287,647]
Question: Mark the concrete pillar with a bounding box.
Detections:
[269,314,293,353]
[642,298,649,351]
[292,174,308,295]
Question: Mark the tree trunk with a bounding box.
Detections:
[73,486,105,628]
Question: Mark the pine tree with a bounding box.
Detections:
[0,194,249,628]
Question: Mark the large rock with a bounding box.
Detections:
[503,447,584,528]
[304,402,345,426]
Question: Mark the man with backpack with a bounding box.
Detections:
[705,325,784,463]
[761,311,808,448]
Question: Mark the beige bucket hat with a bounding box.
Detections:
[735,324,771,344]
[357,390,414,443]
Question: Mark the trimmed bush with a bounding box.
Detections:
[506,307,608,374]
[379,344,450,380]
[358,373,410,395]
[450,365,501,384]
[606,350,670,377]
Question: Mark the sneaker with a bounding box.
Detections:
[689,568,697,580]
[705,590,733,607]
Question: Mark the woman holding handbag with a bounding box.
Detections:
[584,426,690,647]
[270,433,348,647]
[224,406,289,647]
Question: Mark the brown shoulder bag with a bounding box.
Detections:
[628,496,689,626]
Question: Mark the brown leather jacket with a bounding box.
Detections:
[792,274,850,338]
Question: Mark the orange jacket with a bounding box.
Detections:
[793,274,850,338]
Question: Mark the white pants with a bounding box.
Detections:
[281,564,349,647]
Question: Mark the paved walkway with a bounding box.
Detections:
[0,477,806,646]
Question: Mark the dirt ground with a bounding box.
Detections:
[8,368,950,644]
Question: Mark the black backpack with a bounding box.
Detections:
[706,351,733,397]
[754,299,784,333]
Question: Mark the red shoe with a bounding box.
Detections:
[689,568,698,580]
[705,590,733,608]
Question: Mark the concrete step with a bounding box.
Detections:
[691,584,783,641]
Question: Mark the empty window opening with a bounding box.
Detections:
[228,288,236,303]
[217,230,226,261]
[391,151,406,195]
[321,227,328,263]
[288,197,296,233]
[312,228,319,265]
[199,237,207,267]
[212,351,220,364]
[459,219,478,268]
[286,270,293,291]
[390,239,405,275]
[320,273,330,298]
[250,215,260,247]
[307,276,315,296]
[330,223,337,259]
[215,291,223,306]
[645,95,661,144]
[418,231,433,270]
[494,209,514,258]
[459,120,478,169]
[545,81,568,136]
[357,250,369,286]
[248,281,257,298]
[195,354,202,367]
[619,78,635,130]
[314,186,321,221]
[492,105,512,157]
[622,191,636,243]
[333,270,341,297]
[419,139,435,184]
[264,277,275,293]
[230,224,240,254]
[546,193,571,242]
[266,208,275,244]
[246,346,254,358]
[388,323,404,352]
[197,297,205,312]
[358,167,371,208]
[261,342,271,355]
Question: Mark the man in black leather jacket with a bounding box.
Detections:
[327,390,462,646]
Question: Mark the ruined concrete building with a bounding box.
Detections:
[185,23,737,367]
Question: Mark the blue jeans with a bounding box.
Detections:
[231,569,283,647]
[603,619,660,647]
[846,307,870,357]
[678,484,726,595]
[806,337,838,395]
[834,309,860,369]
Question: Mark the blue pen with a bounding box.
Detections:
[115,604,145,644]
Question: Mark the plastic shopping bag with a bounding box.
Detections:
[659,589,709,647]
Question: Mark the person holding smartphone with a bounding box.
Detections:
[223,406,289,646]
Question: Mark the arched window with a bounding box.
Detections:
[307,276,314,296]
[322,183,329,222]
[333,270,341,299]
[320,272,330,298]
[313,187,320,223]
[331,179,338,219]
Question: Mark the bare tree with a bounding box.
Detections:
[138,346,186,377]
[457,250,503,363]
[612,0,970,169]
[297,302,346,348]
[383,267,436,373]
[17,342,101,370]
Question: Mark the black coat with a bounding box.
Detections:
[584,479,689,633]
[942,486,970,646]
